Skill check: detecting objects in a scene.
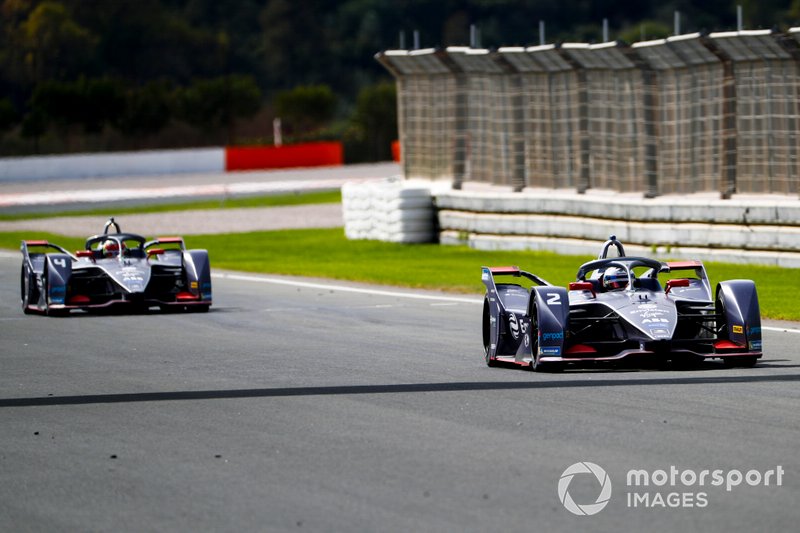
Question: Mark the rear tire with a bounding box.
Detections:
[483,298,497,367]
[20,264,33,314]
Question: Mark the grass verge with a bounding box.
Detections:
[0,190,342,221]
[2,227,798,321]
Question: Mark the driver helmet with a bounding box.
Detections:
[603,267,628,291]
[102,240,124,257]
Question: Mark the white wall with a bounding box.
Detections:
[0,148,224,181]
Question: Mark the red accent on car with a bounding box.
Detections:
[157,237,183,244]
[667,261,703,269]
[714,340,744,350]
[67,295,91,305]
[76,250,93,258]
[569,281,595,296]
[489,266,520,275]
[564,344,597,355]
[147,248,165,256]
[665,278,691,294]
[176,292,199,301]
[25,240,49,246]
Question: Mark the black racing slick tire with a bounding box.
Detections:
[483,298,497,367]
[20,264,33,314]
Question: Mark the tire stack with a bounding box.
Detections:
[342,178,437,243]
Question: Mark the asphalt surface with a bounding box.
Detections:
[1,255,799,532]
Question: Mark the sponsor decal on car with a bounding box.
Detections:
[508,313,520,339]
[541,331,564,342]
[540,346,561,356]
[732,325,744,334]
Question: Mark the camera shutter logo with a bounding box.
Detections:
[558,462,612,516]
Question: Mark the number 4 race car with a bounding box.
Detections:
[21,218,212,316]
[482,236,762,371]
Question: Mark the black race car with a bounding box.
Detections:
[482,236,762,371]
[21,218,212,315]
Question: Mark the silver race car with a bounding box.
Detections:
[482,236,762,371]
[21,218,212,315]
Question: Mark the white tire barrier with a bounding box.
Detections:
[342,178,438,243]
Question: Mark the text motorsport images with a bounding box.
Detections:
[557,462,785,516]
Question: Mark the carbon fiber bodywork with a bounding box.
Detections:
[481,237,762,371]
[20,218,212,315]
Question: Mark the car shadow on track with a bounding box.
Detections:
[2,373,799,408]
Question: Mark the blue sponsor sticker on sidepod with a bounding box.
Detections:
[49,285,66,304]
[540,331,564,342]
[749,340,762,351]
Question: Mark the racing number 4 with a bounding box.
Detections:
[53,258,67,268]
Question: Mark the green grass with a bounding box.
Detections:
[0,190,342,221]
[3,227,798,321]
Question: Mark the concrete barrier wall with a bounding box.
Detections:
[0,148,225,181]
[436,189,800,268]
[0,142,347,182]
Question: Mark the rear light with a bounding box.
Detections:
[714,340,744,350]
[176,292,199,302]
[565,344,597,355]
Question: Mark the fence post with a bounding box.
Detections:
[702,36,737,199]
[624,46,660,198]
[557,46,591,194]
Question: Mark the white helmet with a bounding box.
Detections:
[603,267,628,291]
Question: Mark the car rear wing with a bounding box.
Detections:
[21,240,73,259]
[664,260,712,300]
[144,236,186,251]
[482,266,551,287]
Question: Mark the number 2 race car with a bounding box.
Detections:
[21,218,212,315]
[482,236,762,371]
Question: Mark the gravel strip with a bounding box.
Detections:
[0,203,343,237]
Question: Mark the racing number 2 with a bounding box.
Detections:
[546,293,562,306]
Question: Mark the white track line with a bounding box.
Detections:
[214,273,800,332]
[212,272,483,304]
[762,326,800,334]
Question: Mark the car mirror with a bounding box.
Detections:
[665,278,691,294]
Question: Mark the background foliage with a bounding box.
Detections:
[0,0,796,159]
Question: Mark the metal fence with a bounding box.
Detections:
[376,29,800,197]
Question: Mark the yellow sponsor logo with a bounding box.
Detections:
[190,281,198,289]
[732,325,743,334]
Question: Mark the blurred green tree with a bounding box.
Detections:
[273,84,337,138]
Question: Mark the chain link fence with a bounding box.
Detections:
[376,29,800,197]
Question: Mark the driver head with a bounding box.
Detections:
[101,240,124,258]
[603,267,628,291]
